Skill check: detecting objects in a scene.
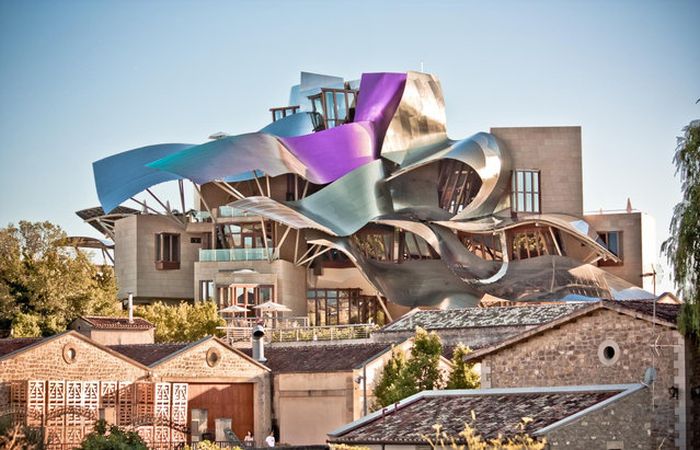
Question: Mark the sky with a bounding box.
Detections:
[0,0,698,292]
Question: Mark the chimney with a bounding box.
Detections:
[626,197,633,213]
[252,325,267,362]
[128,292,134,323]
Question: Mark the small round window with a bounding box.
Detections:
[206,347,221,368]
[598,340,620,366]
[62,344,78,364]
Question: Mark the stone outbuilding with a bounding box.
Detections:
[109,335,271,445]
[328,384,650,449]
[0,331,271,448]
[69,315,155,345]
[463,301,698,450]
[242,339,453,446]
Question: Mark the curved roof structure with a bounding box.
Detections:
[86,69,652,306]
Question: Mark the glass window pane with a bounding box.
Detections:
[517,193,525,211]
[533,194,540,212]
[307,290,316,298]
[517,171,524,190]
[259,286,272,302]
[339,298,349,324]
[525,194,532,212]
[525,171,532,192]
[327,290,337,299]
[608,232,619,255]
[336,92,347,122]
[236,287,246,304]
[533,172,540,192]
[325,91,335,120]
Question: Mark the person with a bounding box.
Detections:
[244,431,254,448]
[265,431,275,448]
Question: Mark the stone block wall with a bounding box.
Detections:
[0,333,148,384]
[544,388,652,449]
[480,309,679,449]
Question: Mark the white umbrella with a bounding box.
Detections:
[253,301,292,312]
[220,305,250,314]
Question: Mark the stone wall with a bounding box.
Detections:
[490,126,583,217]
[480,309,679,449]
[151,338,271,447]
[544,388,652,449]
[0,333,148,383]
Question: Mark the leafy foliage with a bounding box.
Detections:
[423,419,546,450]
[0,416,44,450]
[372,345,408,408]
[135,301,225,343]
[373,328,479,409]
[78,420,148,450]
[662,119,700,341]
[446,344,480,389]
[0,221,121,336]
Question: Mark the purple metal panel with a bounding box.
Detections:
[354,72,407,155]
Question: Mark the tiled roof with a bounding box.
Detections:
[241,342,392,373]
[109,343,190,366]
[605,300,680,324]
[0,337,42,357]
[329,386,638,444]
[381,303,589,333]
[79,316,154,330]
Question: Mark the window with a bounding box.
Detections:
[217,222,274,249]
[307,289,383,326]
[437,160,482,214]
[199,280,214,301]
[155,233,180,270]
[509,228,556,260]
[598,231,623,265]
[308,88,358,129]
[218,284,274,316]
[511,170,541,213]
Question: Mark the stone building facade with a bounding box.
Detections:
[465,302,695,449]
[0,331,272,448]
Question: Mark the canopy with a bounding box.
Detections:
[253,301,292,312]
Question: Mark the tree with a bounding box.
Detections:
[0,221,121,336]
[445,344,480,389]
[662,119,700,341]
[372,327,444,409]
[79,420,148,450]
[135,301,225,343]
[372,346,408,408]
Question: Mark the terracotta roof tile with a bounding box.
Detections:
[79,316,154,330]
[330,388,625,444]
[0,337,42,357]
[109,343,190,366]
[241,342,392,373]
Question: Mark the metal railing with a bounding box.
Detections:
[199,248,275,262]
[218,323,378,344]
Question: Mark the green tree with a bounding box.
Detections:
[662,119,700,341]
[446,344,480,389]
[136,301,225,342]
[0,221,121,336]
[372,327,445,409]
[79,420,148,450]
[372,346,407,408]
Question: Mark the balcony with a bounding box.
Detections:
[199,248,275,262]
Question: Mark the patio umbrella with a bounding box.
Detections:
[220,305,250,314]
[253,301,292,312]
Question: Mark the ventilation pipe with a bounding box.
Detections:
[128,292,134,323]
[252,325,267,363]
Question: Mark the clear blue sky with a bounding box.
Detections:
[1,0,698,291]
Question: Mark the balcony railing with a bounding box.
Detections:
[199,248,275,262]
[218,323,378,344]
[218,206,252,218]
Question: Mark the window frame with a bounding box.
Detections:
[511,169,542,214]
[155,232,180,270]
[598,230,624,266]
